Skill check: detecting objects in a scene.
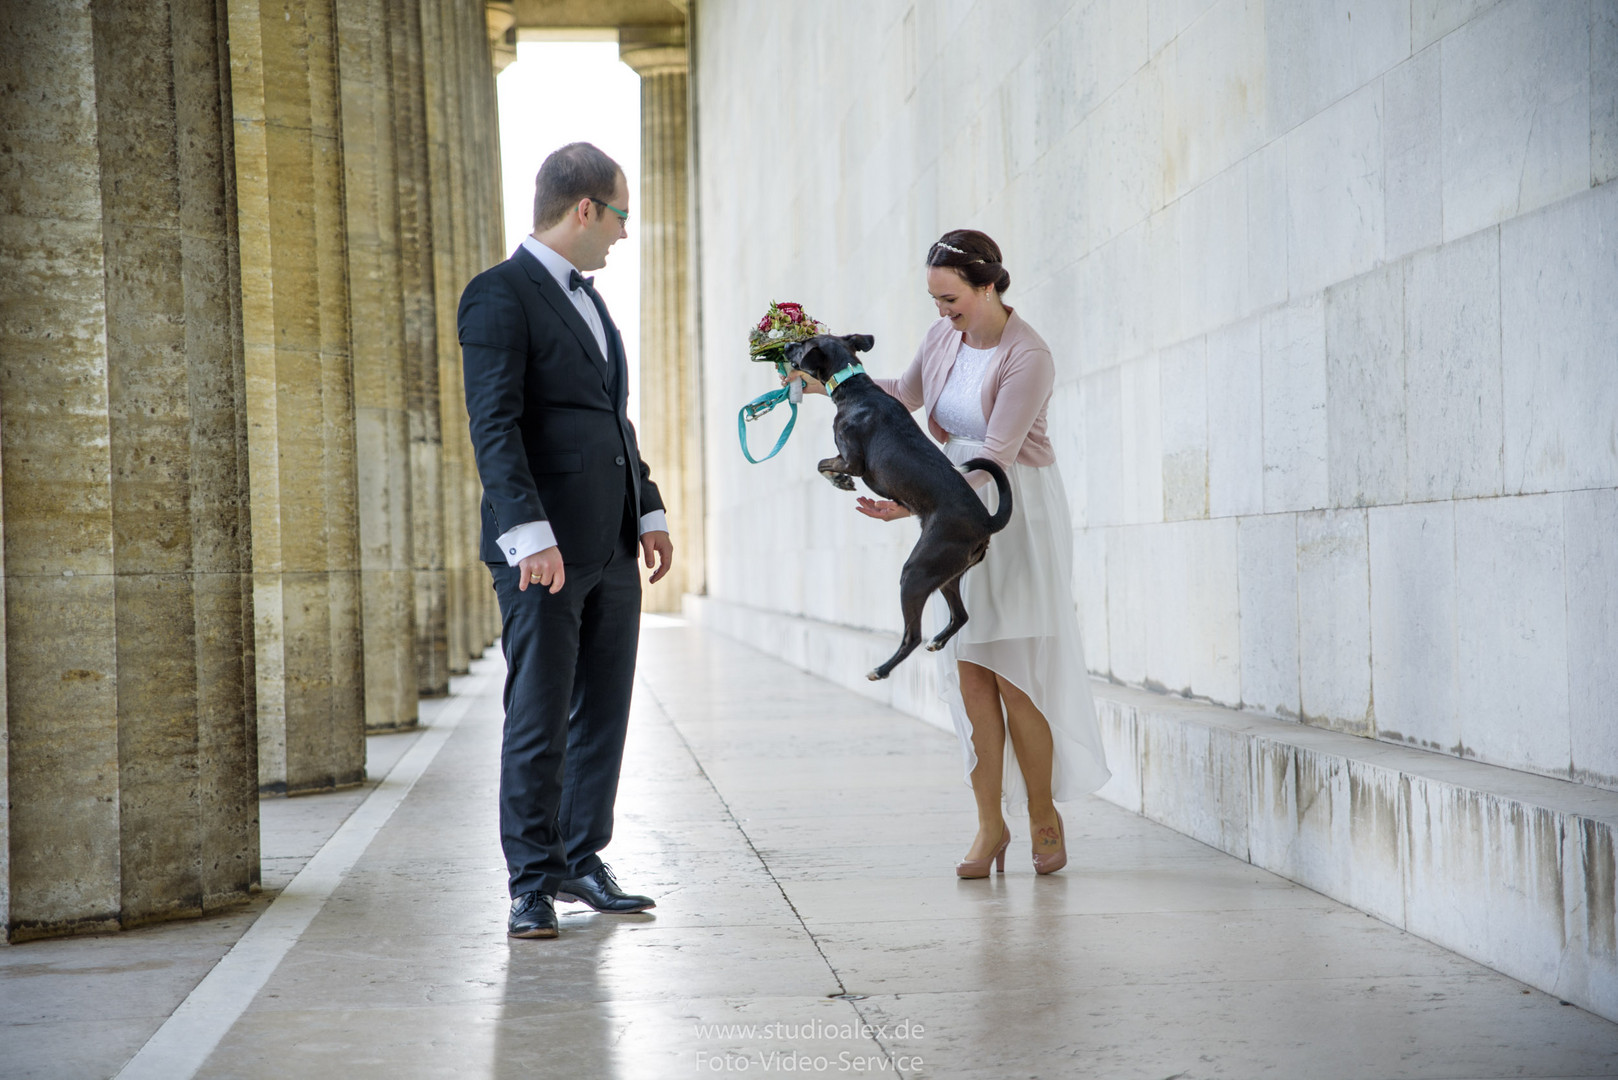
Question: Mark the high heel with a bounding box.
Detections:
[1032,811,1067,875]
[956,826,1011,879]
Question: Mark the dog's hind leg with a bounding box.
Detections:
[817,455,857,491]
[869,559,942,680]
[926,572,970,652]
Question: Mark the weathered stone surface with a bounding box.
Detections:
[1566,488,1618,789]
[1265,0,1409,136]
[230,0,367,794]
[338,0,419,732]
[1369,501,1459,754]
[1297,508,1371,734]
[1455,493,1570,776]
[1286,82,1384,298]
[1382,45,1442,260]
[1501,180,1618,494]
[1158,336,1208,521]
[1236,513,1299,717]
[1325,262,1405,508]
[1404,225,1503,500]
[1440,0,1591,241]
[1205,316,1263,519]
[1261,296,1329,514]
[1,0,256,940]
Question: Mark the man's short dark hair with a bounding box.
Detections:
[532,142,622,230]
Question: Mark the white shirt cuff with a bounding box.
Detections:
[639,509,668,536]
[496,520,557,566]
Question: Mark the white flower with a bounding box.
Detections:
[769,329,782,338]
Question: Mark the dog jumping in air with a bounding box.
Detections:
[783,333,1013,680]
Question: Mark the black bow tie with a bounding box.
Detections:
[568,269,595,293]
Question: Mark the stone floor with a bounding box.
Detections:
[4,616,1618,1079]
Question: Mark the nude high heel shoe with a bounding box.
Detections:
[1032,811,1066,875]
[956,826,1011,879]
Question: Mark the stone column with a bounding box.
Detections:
[336,0,420,732]
[420,0,473,676]
[388,0,451,698]
[0,0,258,940]
[228,0,368,794]
[622,26,705,612]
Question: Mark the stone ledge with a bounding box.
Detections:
[684,594,1618,1023]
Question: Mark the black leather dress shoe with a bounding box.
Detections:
[507,891,559,938]
[556,864,656,913]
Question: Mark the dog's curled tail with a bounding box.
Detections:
[962,458,1014,533]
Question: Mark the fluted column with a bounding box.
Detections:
[228,0,368,793]
[387,0,450,698]
[0,0,257,941]
[336,0,420,732]
[420,0,473,676]
[622,27,704,612]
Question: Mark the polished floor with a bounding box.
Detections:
[4,617,1618,1079]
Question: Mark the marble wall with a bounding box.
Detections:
[694,0,1618,788]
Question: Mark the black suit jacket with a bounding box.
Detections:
[459,246,662,566]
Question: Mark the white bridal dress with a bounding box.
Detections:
[929,341,1111,810]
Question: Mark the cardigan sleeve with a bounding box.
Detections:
[871,337,927,411]
[974,340,1054,475]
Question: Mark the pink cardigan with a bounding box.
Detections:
[872,309,1057,472]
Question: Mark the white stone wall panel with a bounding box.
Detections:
[1382,45,1443,261]
[1297,508,1372,733]
[1564,488,1618,788]
[1501,181,1618,494]
[1237,512,1300,717]
[1285,83,1385,298]
[1159,335,1209,521]
[1261,295,1329,513]
[1455,493,1571,776]
[1439,0,1592,241]
[1325,262,1407,508]
[1404,226,1505,501]
[1369,501,1460,753]
[1206,315,1265,519]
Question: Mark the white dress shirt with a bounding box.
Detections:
[496,237,669,566]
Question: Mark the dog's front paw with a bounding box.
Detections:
[866,668,885,681]
[926,641,944,652]
[823,472,856,491]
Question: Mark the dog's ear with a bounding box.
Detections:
[842,333,875,354]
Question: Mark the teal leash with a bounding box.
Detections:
[738,360,799,464]
[736,359,865,464]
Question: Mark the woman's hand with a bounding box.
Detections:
[781,371,826,396]
[856,497,911,521]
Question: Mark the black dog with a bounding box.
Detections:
[784,333,1013,680]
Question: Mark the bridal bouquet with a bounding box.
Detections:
[749,300,827,363]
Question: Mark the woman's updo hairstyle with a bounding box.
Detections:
[925,229,1011,295]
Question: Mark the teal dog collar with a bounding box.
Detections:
[825,362,866,394]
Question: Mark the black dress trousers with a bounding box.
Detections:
[490,499,641,897]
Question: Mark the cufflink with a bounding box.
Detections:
[509,548,516,555]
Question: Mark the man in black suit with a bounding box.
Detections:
[459,142,672,939]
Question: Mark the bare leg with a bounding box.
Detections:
[998,673,1062,858]
[958,660,1008,861]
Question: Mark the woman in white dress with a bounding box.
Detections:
[805,229,1110,876]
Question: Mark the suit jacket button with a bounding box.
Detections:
[615,455,626,466]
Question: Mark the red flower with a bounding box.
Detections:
[757,314,772,331]
[778,302,804,323]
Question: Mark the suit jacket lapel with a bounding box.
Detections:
[514,248,614,394]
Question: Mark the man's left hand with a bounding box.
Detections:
[641,530,674,584]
